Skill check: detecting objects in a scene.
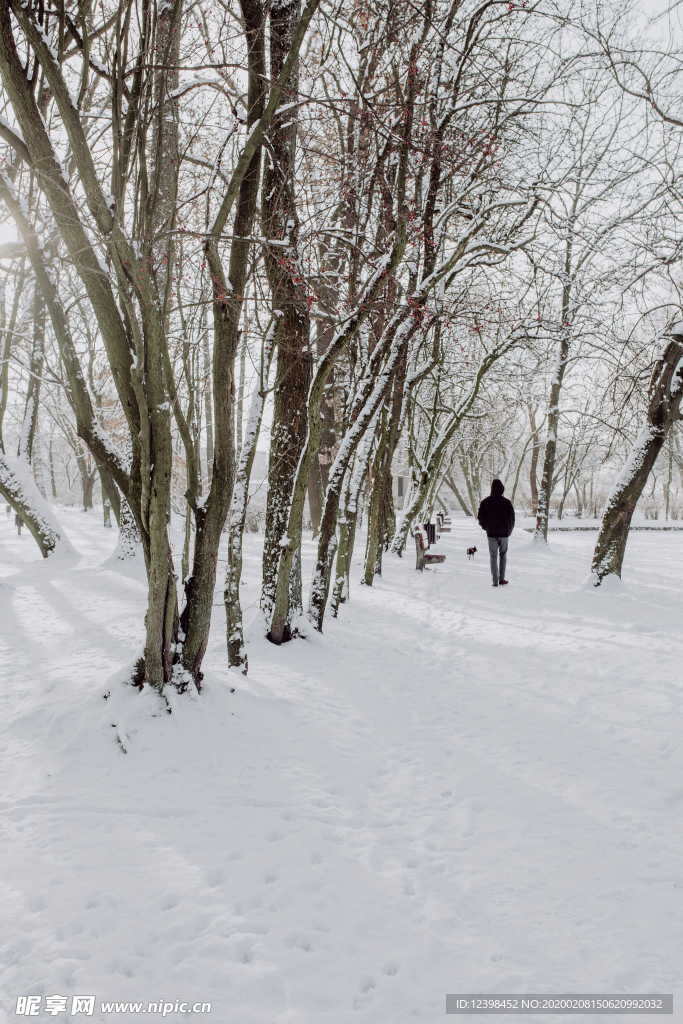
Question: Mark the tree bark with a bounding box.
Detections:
[260,0,312,625]
[225,327,275,672]
[307,458,323,537]
[114,496,142,561]
[362,410,389,585]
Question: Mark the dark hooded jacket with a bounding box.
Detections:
[477,480,515,538]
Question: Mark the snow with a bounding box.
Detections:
[1,510,683,1022]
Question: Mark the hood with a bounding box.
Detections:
[490,479,505,496]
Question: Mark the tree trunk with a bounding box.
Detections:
[528,403,541,514]
[226,327,275,672]
[75,448,96,511]
[445,471,472,516]
[592,333,683,584]
[17,285,44,464]
[330,431,374,615]
[260,0,312,624]
[535,331,570,540]
[82,468,95,511]
[309,331,409,631]
[0,452,64,557]
[235,328,247,456]
[179,0,267,684]
[362,338,407,583]
[202,318,214,485]
[98,466,121,525]
[181,505,192,585]
[362,412,388,585]
[266,239,407,644]
[307,457,323,537]
[48,437,58,499]
[535,259,573,541]
[0,275,12,452]
[114,496,141,560]
[460,455,480,525]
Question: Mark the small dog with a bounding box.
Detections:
[466,546,477,559]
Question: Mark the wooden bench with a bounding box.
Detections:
[414,527,446,571]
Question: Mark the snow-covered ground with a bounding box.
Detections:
[1,508,682,1023]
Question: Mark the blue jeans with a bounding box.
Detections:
[488,536,508,584]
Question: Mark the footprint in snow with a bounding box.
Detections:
[352,976,377,1010]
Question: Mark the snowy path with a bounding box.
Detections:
[1,509,683,1023]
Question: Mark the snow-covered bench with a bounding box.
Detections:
[414,527,446,571]
[439,511,452,532]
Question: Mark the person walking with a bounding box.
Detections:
[477,479,515,587]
